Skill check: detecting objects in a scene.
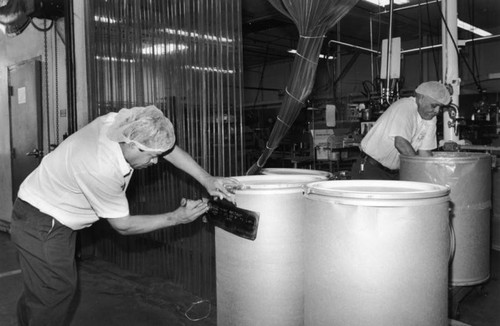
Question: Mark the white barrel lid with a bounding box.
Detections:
[306,180,450,200]
[234,175,326,190]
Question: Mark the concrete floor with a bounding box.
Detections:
[0,231,216,326]
[1,230,499,325]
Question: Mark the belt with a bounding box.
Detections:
[361,152,399,174]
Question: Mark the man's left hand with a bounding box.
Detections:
[202,176,241,203]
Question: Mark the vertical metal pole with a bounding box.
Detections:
[65,0,77,135]
[336,25,341,109]
[370,13,374,82]
[385,0,394,103]
[442,0,460,143]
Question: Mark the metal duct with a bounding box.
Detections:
[84,0,243,300]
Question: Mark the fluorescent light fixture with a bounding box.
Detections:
[95,55,135,63]
[457,18,492,37]
[142,43,188,55]
[94,15,117,24]
[319,54,335,60]
[93,16,232,43]
[363,0,410,6]
[288,49,334,60]
[185,65,234,74]
[160,28,233,43]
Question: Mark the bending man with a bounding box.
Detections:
[10,105,239,326]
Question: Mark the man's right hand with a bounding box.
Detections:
[173,198,209,224]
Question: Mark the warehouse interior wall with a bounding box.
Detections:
[0,17,71,228]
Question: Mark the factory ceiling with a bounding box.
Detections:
[241,0,500,69]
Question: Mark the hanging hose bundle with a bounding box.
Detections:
[246,0,360,175]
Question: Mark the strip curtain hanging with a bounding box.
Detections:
[246,0,359,175]
[84,0,243,299]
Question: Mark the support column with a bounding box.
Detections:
[442,0,461,143]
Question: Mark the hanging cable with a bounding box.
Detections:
[251,43,269,110]
[467,0,481,90]
[425,0,441,80]
[31,19,54,32]
[418,0,423,83]
[434,1,483,92]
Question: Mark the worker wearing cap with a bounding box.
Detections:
[10,105,240,326]
[350,81,451,180]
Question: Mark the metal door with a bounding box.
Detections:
[8,59,43,202]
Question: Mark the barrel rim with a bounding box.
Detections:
[234,174,327,190]
[400,152,491,163]
[260,167,333,178]
[305,180,450,199]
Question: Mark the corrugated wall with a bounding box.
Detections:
[83,0,244,300]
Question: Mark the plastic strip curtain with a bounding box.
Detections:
[86,0,243,299]
[246,0,359,175]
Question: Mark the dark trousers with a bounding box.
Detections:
[350,156,399,180]
[10,198,77,326]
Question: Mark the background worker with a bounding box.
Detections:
[350,81,451,180]
[10,105,239,326]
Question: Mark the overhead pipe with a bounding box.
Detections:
[327,39,380,54]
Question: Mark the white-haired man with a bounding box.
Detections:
[350,81,451,180]
[10,105,239,326]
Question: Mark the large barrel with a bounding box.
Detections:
[492,165,500,250]
[490,140,500,251]
[400,152,491,286]
[304,180,450,326]
[215,174,327,326]
[260,167,333,179]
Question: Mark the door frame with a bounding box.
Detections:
[8,57,44,203]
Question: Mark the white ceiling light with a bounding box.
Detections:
[288,49,334,60]
[142,43,188,55]
[95,56,135,63]
[363,0,410,6]
[94,15,117,24]
[160,28,233,43]
[457,18,492,37]
[185,65,234,74]
[93,16,232,43]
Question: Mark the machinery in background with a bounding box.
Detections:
[0,0,64,37]
[440,96,499,150]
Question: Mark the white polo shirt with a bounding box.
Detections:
[18,112,133,230]
[360,97,437,170]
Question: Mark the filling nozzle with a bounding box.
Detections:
[442,103,462,137]
[443,103,459,120]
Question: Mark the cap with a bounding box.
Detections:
[107,105,176,152]
[415,81,451,105]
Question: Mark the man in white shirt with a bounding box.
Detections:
[350,81,451,180]
[10,105,239,326]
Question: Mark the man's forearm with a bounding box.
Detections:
[106,213,180,235]
[163,146,212,184]
[394,136,417,156]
